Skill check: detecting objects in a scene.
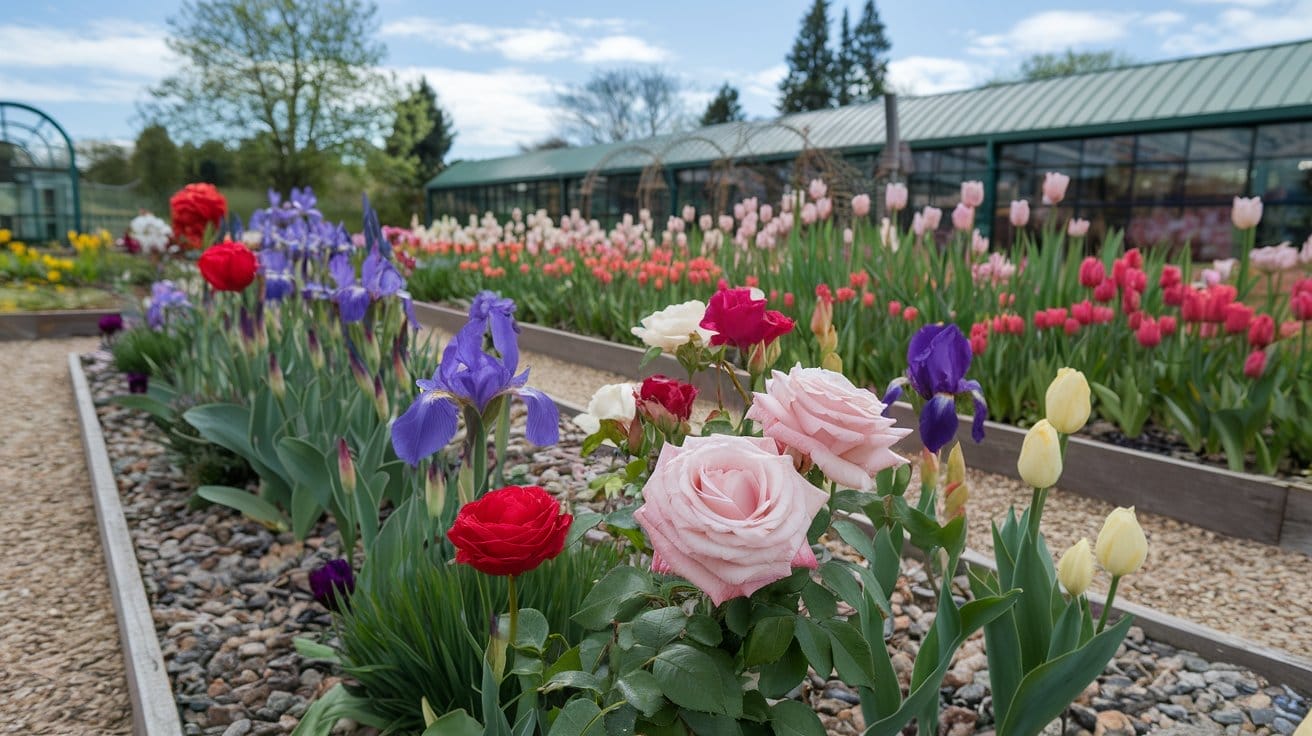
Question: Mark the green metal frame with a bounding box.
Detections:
[0,100,82,238]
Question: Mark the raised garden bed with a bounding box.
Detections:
[413,302,1312,555]
[0,307,123,341]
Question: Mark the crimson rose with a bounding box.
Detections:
[169,183,228,250]
[637,375,697,430]
[447,485,572,576]
[198,241,259,292]
[699,287,794,352]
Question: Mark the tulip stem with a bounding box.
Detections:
[1028,486,1048,541]
[1097,574,1121,634]
[507,574,519,648]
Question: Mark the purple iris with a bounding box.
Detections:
[126,372,149,394]
[391,293,559,466]
[259,250,295,301]
[98,313,124,336]
[883,324,988,454]
[308,558,355,612]
[329,248,403,323]
[146,281,190,330]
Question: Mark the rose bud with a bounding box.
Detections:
[1017,419,1063,489]
[1057,538,1095,597]
[1095,507,1148,577]
[637,375,698,432]
[1045,367,1091,435]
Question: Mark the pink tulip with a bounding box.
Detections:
[952,203,975,232]
[960,181,984,208]
[1009,200,1030,227]
[816,197,833,220]
[1232,196,1263,230]
[808,178,827,201]
[1068,218,1090,237]
[912,212,925,237]
[885,183,907,212]
[699,214,713,231]
[760,204,773,223]
[921,206,942,232]
[1250,242,1299,272]
[971,230,989,255]
[851,193,871,218]
[682,204,696,222]
[880,217,899,252]
[843,227,854,245]
[718,215,734,232]
[801,203,817,225]
[733,203,745,221]
[1042,172,1070,205]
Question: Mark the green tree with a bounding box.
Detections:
[700,83,745,126]
[386,79,454,190]
[1018,49,1134,80]
[146,0,394,192]
[835,8,855,106]
[851,0,891,101]
[180,139,236,185]
[131,124,181,205]
[779,0,834,113]
[79,142,133,185]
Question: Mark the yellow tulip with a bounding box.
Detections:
[1045,367,1091,434]
[1017,419,1062,489]
[1095,507,1148,577]
[1057,538,1095,596]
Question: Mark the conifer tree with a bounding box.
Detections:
[700,83,746,126]
[778,0,834,113]
[851,0,892,101]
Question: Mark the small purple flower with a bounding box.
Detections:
[98,313,124,337]
[883,324,987,453]
[308,558,355,612]
[126,372,149,394]
[259,250,295,302]
[146,281,190,330]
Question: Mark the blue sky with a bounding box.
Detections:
[3,0,1311,161]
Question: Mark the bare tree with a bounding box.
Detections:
[555,68,686,145]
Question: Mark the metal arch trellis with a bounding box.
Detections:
[579,144,663,221]
[0,101,81,238]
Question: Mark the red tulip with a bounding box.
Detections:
[1064,318,1080,336]
[1093,279,1117,303]
[1223,303,1253,334]
[198,240,258,292]
[1079,257,1105,288]
[1248,314,1275,349]
[1243,349,1267,379]
[1136,318,1161,348]
[1159,315,1177,336]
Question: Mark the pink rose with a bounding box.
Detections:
[747,366,910,491]
[633,435,828,605]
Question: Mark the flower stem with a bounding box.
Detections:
[1097,574,1121,634]
[1028,486,1048,541]
[507,574,519,648]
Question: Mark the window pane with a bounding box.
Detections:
[1133,164,1184,202]
[1082,136,1135,165]
[999,142,1036,168]
[1252,157,1312,202]
[961,146,988,168]
[1260,203,1312,246]
[1075,164,1132,203]
[1255,122,1312,157]
[1184,161,1248,200]
[1136,132,1188,162]
[1189,128,1252,161]
[1036,139,1082,168]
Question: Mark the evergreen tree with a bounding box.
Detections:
[386,79,455,188]
[700,83,745,126]
[835,8,855,106]
[778,0,834,113]
[851,0,892,101]
[131,124,180,206]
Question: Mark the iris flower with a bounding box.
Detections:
[146,280,191,330]
[391,292,558,466]
[883,324,987,453]
[259,250,295,301]
[329,248,404,323]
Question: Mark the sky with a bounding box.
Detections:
[3,0,1312,162]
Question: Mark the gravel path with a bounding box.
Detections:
[471,331,1312,656]
[0,338,132,734]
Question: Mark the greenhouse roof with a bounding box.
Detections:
[428,39,1312,189]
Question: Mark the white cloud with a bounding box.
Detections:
[383,17,670,65]
[1184,0,1278,6]
[1142,11,1187,28]
[887,56,987,95]
[0,72,149,104]
[1161,0,1312,54]
[969,11,1134,57]
[392,65,558,154]
[579,35,669,63]
[0,20,173,78]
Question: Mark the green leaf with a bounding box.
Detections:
[566,511,604,548]
[572,567,650,630]
[547,699,603,736]
[108,393,175,422]
[292,637,339,663]
[1047,598,1085,660]
[639,345,664,369]
[276,437,333,506]
[514,608,550,653]
[196,485,288,530]
[833,519,879,562]
[541,671,604,695]
[793,617,833,680]
[685,615,722,647]
[744,616,795,666]
[822,619,876,689]
[800,582,837,621]
[617,670,666,717]
[770,700,827,736]
[1012,533,1058,674]
[678,710,743,736]
[290,485,322,539]
[757,640,808,699]
[291,684,390,735]
[630,607,688,650]
[998,617,1135,736]
[422,709,484,736]
[652,644,743,717]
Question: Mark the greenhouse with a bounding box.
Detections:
[0,101,81,242]
[427,39,1312,258]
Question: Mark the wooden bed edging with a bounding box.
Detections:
[68,354,182,736]
[414,301,1312,554]
[0,309,120,341]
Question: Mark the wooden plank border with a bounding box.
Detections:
[414,301,1310,551]
[67,354,182,736]
[0,309,120,341]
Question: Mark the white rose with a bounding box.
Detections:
[631,300,715,353]
[573,382,636,435]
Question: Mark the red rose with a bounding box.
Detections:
[198,241,259,292]
[447,485,571,576]
[638,375,698,429]
[169,183,228,250]
[700,287,794,352]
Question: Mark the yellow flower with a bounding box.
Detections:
[1094,507,1148,577]
[0,228,10,244]
[1045,368,1091,434]
[1057,538,1095,596]
[1017,419,1062,489]
[47,270,62,282]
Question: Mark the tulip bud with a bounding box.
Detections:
[920,448,939,494]
[337,438,356,495]
[947,442,965,485]
[811,297,833,339]
[1017,419,1063,489]
[424,463,445,518]
[1095,507,1148,577]
[818,325,838,353]
[1045,368,1091,434]
[268,353,286,400]
[821,351,843,372]
[943,480,969,519]
[1057,538,1095,596]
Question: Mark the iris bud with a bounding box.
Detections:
[337,438,356,496]
[1017,419,1062,489]
[1095,507,1148,577]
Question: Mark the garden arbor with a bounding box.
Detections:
[0,101,81,241]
